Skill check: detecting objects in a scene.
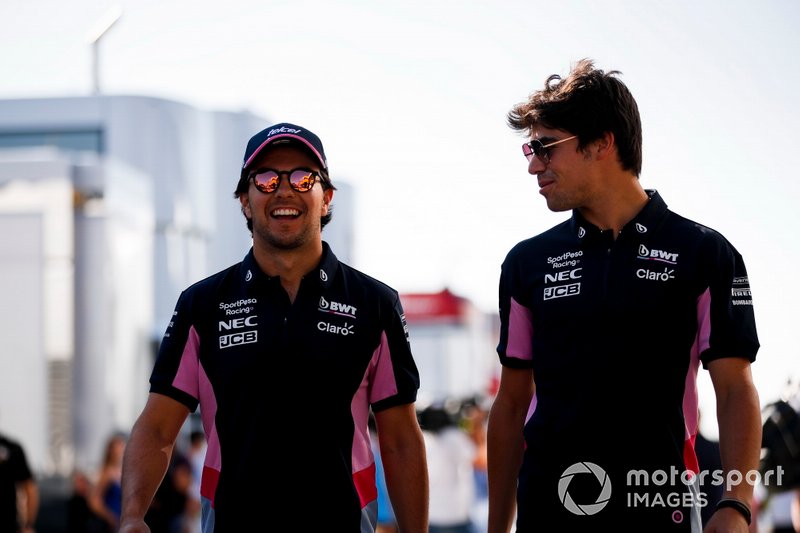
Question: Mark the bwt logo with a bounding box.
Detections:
[319,296,357,318]
[638,245,679,264]
[545,268,582,284]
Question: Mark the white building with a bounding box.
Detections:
[0,95,353,473]
[400,289,498,407]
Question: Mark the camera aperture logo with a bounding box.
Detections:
[558,462,612,516]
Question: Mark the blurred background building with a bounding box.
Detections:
[400,288,497,407]
[0,95,359,478]
[0,95,494,485]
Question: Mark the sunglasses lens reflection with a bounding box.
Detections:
[252,169,317,193]
[522,141,544,161]
[289,170,314,191]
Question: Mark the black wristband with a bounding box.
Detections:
[716,498,752,525]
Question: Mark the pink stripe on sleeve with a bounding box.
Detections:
[351,373,373,474]
[198,363,220,471]
[350,332,393,477]
[682,288,711,475]
[172,326,201,399]
[350,341,381,506]
[171,329,221,505]
[507,297,534,361]
[695,288,712,355]
[367,331,398,404]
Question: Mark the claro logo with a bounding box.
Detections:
[637,268,675,282]
[219,316,258,349]
[318,321,355,336]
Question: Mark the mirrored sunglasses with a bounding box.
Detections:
[248,168,320,193]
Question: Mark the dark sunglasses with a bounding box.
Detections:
[522,135,577,163]
[248,168,321,193]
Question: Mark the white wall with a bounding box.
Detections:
[0,157,75,471]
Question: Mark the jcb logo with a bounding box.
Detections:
[219,331,258,349]
[544,283,581,300]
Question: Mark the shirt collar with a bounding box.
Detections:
[571,189,668,243]
[240,240,340,290]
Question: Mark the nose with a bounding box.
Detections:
[274,175,296,196]
[528,154,547,175]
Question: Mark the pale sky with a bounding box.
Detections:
[1,0,798,420]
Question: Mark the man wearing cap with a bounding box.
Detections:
[120,123,429,532]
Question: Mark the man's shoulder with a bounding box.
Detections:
[336,261,399,301]
[505,219,574,262]
[183,262,245,296]
[660,209,735,248]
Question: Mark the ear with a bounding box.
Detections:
[239,192,252,219]
[595,131,616,161]
[322,188,334,215]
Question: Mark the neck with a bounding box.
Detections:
[578,177,648,239]
[252,240,323,302]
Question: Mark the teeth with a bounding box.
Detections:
[273,208,300,216]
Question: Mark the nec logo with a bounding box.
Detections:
[544,283,581,300]
[638,245,679,265]
[319,296,357,318]
[218,316,258,331]
[545,268,582,284]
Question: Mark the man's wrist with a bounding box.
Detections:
[715,497,752,525]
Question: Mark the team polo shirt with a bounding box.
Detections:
[497,190,759,532]
[150,242,420,532]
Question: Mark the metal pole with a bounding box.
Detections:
[86,6,122,95]
[92,40,100,95]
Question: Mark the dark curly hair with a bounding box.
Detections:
[508,58,642,176]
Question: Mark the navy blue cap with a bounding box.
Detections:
[241,123,327,177]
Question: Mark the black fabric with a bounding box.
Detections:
[760,399,800,493]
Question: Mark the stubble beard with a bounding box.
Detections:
[254,217,319,251]
[543,185,590,213]
[544,191,576,213]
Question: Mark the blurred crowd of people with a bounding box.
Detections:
[5,384,800,531]
[65,430,205,533]
[374,396,490,533]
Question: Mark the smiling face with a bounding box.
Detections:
[239,143,333,252]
